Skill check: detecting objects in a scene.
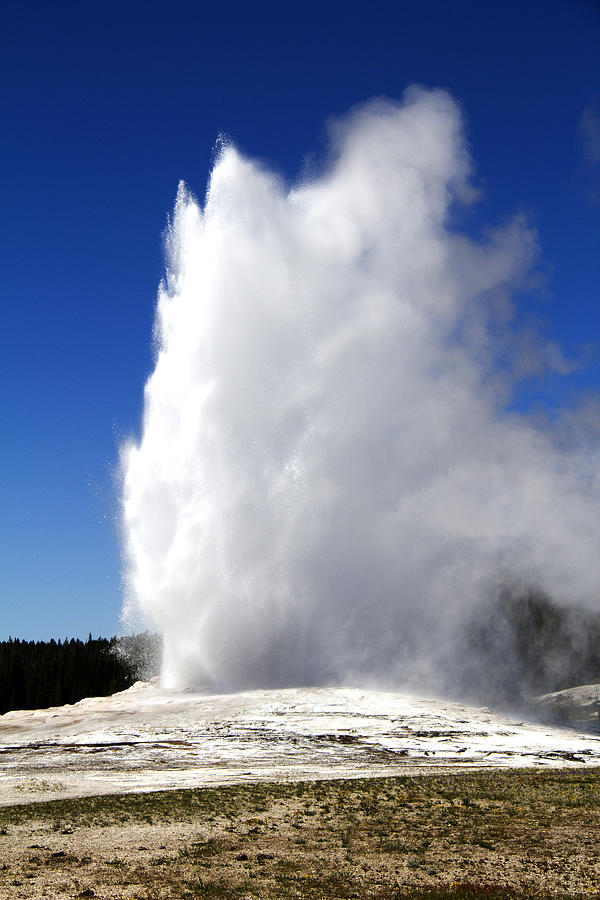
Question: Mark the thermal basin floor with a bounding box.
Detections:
[1,683,599,805]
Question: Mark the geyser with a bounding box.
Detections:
[121,88,600,693]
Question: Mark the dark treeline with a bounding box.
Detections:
[459,586,600,706]
[0,633,160,715]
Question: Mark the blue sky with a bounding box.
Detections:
[1,0,599,640]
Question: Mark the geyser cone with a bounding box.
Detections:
[121,88,600,693]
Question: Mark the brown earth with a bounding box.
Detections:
[0,770,599,898]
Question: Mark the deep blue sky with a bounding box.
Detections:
[1,0,599,640]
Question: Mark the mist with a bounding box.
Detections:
[120,87,600,695]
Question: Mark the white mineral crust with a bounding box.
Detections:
[1,682,599,805]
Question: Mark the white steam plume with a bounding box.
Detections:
[121,88,600,692]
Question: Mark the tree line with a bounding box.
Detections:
[459,586,600,705]
[0,633,159,715]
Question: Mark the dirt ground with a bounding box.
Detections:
[0,770,599,899]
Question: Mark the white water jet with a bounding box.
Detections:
[121,87,600,692]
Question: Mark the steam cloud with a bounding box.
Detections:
[121,88,600,693]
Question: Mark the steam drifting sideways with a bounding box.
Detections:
[121,88,600,695]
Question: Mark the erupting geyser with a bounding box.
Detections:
[121,88,600,693]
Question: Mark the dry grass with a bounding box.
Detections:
[1,769,600,898]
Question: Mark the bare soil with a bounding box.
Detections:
[0,770,599,898]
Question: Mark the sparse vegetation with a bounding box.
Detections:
[1,770,600,897]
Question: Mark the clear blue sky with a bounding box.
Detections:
[1,0,599,640]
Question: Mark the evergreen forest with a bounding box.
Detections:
[0,633,159,715]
